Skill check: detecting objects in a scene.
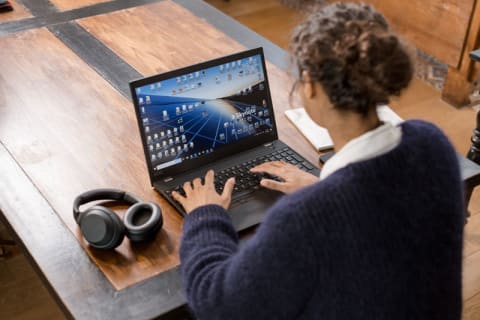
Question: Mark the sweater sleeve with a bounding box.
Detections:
[180,203,317,320]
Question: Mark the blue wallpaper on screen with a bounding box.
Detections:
[135,54,274,171]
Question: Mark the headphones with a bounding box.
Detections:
[73,189,163,250]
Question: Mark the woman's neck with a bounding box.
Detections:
[327,111,382,152]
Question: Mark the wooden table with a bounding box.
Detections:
[0,0,318,318]
[1,1,480,319]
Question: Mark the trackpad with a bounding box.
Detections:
[229,189,282,231]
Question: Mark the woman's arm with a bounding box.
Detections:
[180,201,317,320]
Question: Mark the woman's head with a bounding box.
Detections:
[290,3,414,116]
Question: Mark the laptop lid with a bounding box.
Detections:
[129,48,278,185]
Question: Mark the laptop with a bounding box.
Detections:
[129,47,320,231]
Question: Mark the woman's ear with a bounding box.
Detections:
[301,71,316,99]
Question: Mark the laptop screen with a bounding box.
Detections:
[130,48,278,182]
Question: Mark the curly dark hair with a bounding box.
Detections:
[290,2,414,116]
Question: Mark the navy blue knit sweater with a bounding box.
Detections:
[180,120,464,319]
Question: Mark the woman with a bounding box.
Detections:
[172,3,464,319]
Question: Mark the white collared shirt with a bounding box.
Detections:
[319,122,402,180]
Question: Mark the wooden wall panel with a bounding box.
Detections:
[0,28,183,290]
[0,0,31,23]
[329,0,475,68]
[49,0,110,11]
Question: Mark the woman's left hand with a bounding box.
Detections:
[171,170,236,214]
[250,161,318,194]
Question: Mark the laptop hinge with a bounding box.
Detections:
[164,177,174,183]
[263,142,273,147]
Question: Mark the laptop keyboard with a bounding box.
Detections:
[164,147,315,206]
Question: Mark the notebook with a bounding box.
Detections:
[285,108,334,151]
[285,105,403,151]
[129,48,320,231]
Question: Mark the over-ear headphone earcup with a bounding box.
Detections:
[79,206,126,250]
[123,202,163,242]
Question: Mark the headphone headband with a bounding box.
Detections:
[73,188,142,222]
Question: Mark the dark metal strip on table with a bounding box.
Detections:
[0,0,164,36]
[16,0,57,16]
[49,21,142,99]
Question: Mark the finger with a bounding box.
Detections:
[221,177,235,201]
[205,170,214,186]
[192,177,202,188]
[252,164,288,178]
[250,161,284,172]
[223,177,235,195]
[250,162,272,173]
[260,178,288,193]
[183,181,192,193]
[171,191,186,204]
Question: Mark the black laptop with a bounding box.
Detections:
[129,47,319,231]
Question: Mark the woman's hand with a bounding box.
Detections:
[250,161,318,194]
[171,170,235,214]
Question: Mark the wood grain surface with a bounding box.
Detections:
[389,78,476,154]
[0,27,183,290]
[49,0,111,11]
[0,1,320,292]
[206,0,303,49]
[0,0,479,318]
[0,0,31,23]
[77,0,320,166]
[328,0,475,68]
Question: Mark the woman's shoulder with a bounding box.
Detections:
[400,119,451,143]
[399,119,459,164]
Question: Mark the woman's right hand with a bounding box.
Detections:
[250,161,318,194]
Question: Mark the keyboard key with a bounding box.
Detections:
[302,162,314,170]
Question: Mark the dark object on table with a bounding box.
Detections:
[319,151,335,164]
[0,1,13,13]
[73,189,163,250]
